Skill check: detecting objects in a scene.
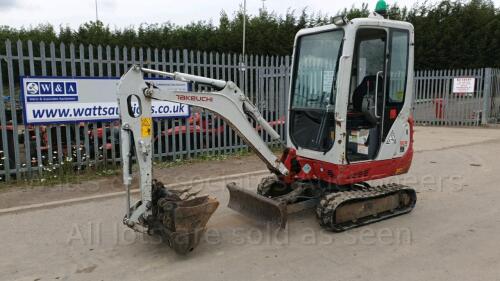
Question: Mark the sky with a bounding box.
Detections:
[0,0,499,30]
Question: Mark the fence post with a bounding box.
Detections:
[482,68,492,125]
[5,39,21,177]
[183,49,191,159]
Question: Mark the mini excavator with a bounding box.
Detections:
[117,2,416,254]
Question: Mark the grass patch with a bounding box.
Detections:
[154,148,253,169]
[0,146,279,189]
[0,159,121,189]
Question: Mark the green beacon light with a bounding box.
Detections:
[375,0,388,17]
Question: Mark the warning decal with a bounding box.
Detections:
[141,117,152,138]
[386,130,397,144]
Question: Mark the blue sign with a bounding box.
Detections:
[21,76,190,125]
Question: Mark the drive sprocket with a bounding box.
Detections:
[257,175,291,197]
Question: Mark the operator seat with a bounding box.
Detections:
[352,75,383,127]
[348,75,384,160]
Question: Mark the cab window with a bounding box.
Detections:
[387,30,409,103]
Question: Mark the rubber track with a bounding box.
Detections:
[316,183,417,232]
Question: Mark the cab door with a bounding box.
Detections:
[346,27,388,162]
[382,29,411,141]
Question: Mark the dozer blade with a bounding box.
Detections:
[226,182,287,229]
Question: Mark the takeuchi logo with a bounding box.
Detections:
[176,94,214,102]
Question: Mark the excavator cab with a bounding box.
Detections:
[288,13,414,166]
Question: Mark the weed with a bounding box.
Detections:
[0,145,282,189]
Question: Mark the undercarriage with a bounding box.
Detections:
[141,174,416,254]
[227,176,416,232]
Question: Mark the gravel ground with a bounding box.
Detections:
[1,126,500,281]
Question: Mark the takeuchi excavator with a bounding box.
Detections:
[117,3,417,254]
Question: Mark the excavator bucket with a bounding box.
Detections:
[165,196,219,254]
[226,182,287,229]
[152,182,219,254]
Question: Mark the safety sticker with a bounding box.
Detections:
[400,140,408,153]
[386,130,397,144]
[302,164,312,174]
[141,117,152,138]
[358,144,369,155]
[395,90,405,102]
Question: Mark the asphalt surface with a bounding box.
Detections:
[1,127,500,281]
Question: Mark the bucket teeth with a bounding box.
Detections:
[179,188,202,200]
[171,186,193,195]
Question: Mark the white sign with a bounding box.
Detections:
[21,77,190,124]
[322,70,335,93]
[453,77,475,93]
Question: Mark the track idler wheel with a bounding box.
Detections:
[257,175,291,197]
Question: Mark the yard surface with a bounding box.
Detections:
[1,126,500,281]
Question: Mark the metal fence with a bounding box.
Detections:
[0,39,290,181]
[412,68,497,126]
[489,68,500,122]
[1,39,499,182]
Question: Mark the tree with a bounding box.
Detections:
[0,0,499,69]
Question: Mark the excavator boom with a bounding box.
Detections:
[117,66,290,253]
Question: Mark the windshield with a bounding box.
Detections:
[291,30,344,110]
